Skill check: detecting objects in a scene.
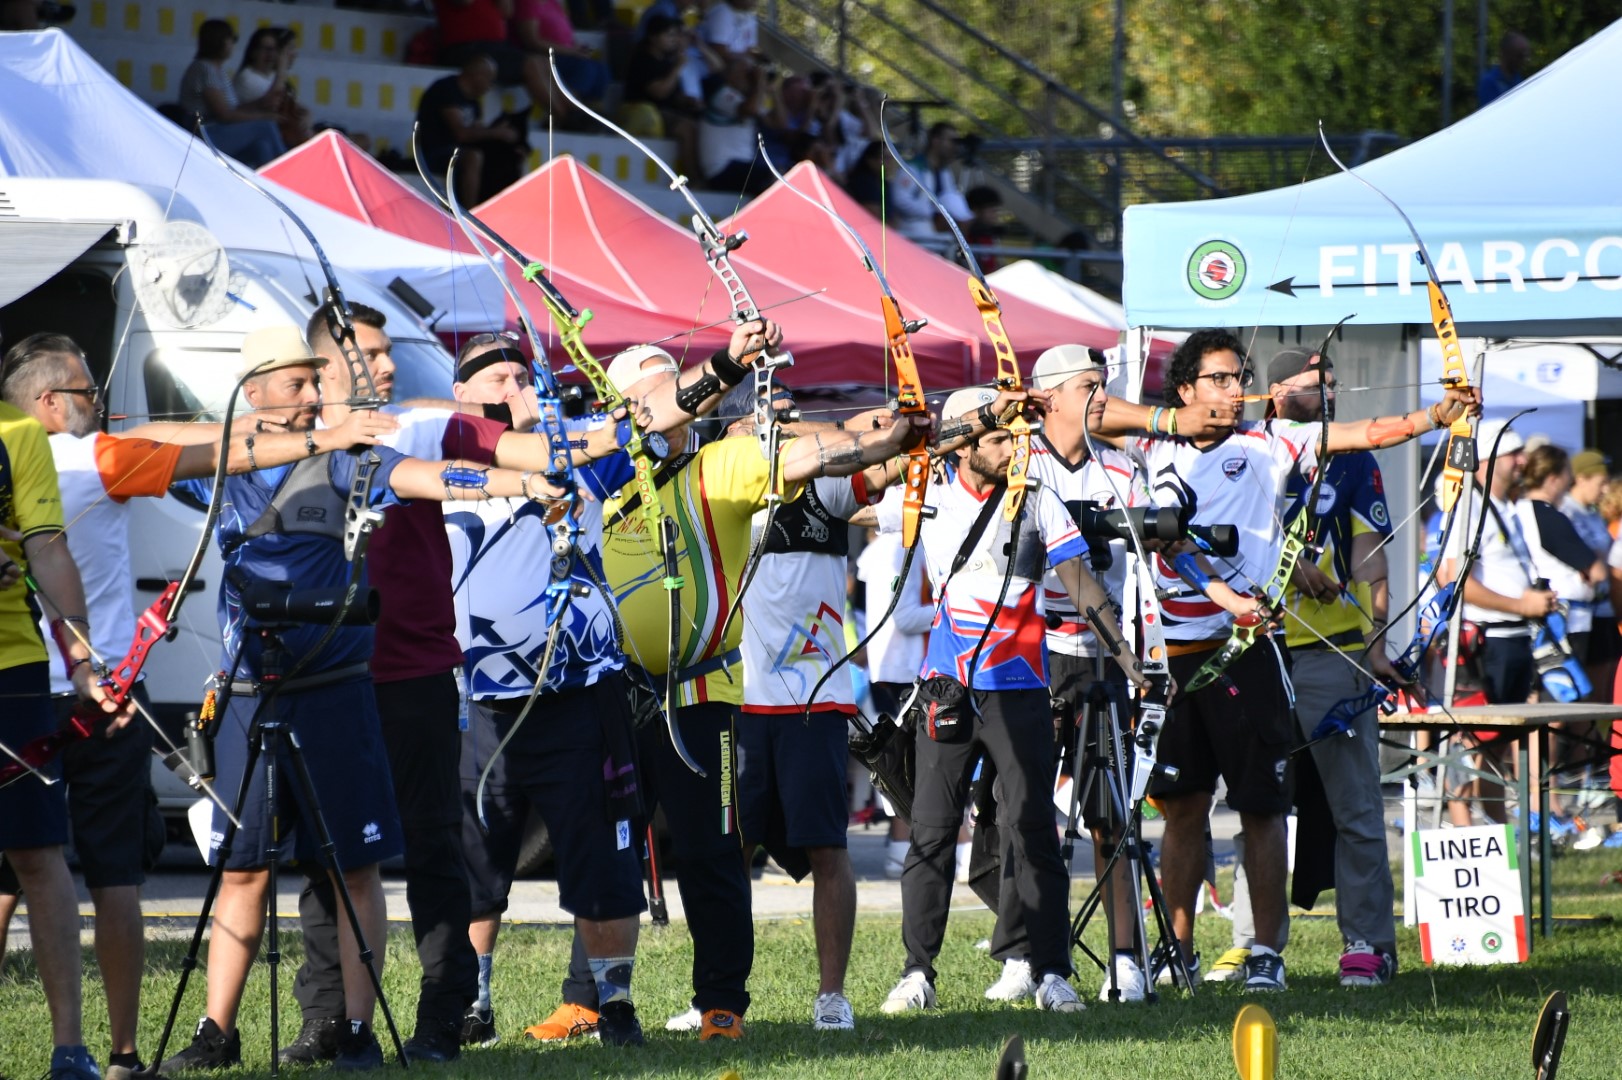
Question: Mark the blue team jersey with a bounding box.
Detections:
[176,447,404,679]
[447,443,635,698]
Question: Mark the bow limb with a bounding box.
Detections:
[1318,124,1476,514]
[878,104,1030,523]
[752,141,936,714]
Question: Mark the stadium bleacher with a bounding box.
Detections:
[66,0,680,190]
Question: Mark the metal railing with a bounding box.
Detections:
[762,0,1406,253]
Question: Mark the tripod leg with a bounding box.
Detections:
[280,729,409,1068]
[153,731,265,1065]
[263,725,283,1079]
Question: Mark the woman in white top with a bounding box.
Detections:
[233,27,314,149]
[177,18,286,167]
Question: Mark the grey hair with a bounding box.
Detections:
[1,332,86,409]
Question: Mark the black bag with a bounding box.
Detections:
[909,673,972,742]
[848,711,916,823]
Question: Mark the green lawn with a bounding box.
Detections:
[5,850,1622,1079]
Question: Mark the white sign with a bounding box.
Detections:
[1410,824,1527,965]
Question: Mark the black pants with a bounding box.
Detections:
[294,670,477,1027]
[902,687,1072,982]
[636,700,752,1016]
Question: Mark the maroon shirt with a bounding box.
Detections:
[369,412,506,683]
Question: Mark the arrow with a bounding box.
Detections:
[1270,273,1618,296]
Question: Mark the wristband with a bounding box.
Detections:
[1167,407,1179,437]
[975,402,998,431]
[674,370,722,415]
[709,346,750,387]
[245,434,257,470]
[305,430,319,457]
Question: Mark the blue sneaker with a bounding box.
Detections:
[50,1046,101,1080]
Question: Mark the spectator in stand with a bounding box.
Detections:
[415,56,522,206]
[890,121,973,254]
[760,74,817,171]
[621,14,700,172]
[701,0,759,63]
[1478,30,1532,107]
[698,56,773,197]
[509,0,609,122]
[234,28,314,151]
[179,19,287,168]
[812,75,879,182]
[635,0,721,103]
[433,0,555,122]
[963,185,1005,271]
[843,139,890,219]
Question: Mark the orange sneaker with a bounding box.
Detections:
[698,1009,744,1041]
[523,1003,600,1042]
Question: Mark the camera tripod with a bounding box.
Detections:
[152,625,407,1074]
[1062,657,1187,1003]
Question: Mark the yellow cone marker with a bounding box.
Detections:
[1233,1003,1277,1080]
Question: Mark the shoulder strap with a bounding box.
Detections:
[948,481,1009,579]
[604,451,695,531]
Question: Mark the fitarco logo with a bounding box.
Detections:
[1188,240,1248,300]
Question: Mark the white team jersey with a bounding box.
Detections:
[40,433,135,695]
[856,521,931,685]
[740,475,862,713]
[1027,436,1140,657]
[1448,490,1535,634]
[1133,420,1320,642]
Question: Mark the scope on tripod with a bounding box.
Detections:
[237,578,380,627]
[1071,500,1187,545]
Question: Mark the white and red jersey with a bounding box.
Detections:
[1132,420,1321,642]
[41,432,184,694]
[740,474,871,714]
[1027,436,1142,657]
[856,518,932,684]
[877,465,1087,691]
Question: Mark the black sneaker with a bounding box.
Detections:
[596,1002,645,1048]
[332,1022,383,1072]
[159,1018,241,1073]
[459,1006,498,1048]
[401,1018,461,1064]
[278,1017,343,1066]
[1243,951,1288,993]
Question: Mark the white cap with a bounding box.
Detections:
[605,344,679,395]
[237,325,327,380]
[1476,418,1526,458]
[1031,343,1106,390]
[942,385,997,421]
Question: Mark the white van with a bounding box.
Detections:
[0,177,458,843]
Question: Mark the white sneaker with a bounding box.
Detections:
[984,958,1037,1002]
[812,991,855,1031]
[664,1006,702,1032]
[1574,826,1604,851]
[1097,954,1147,1003]
[880,971,936,1014]
[1035,973,1085,1013]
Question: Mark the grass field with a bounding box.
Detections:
[4,849,1622,1079]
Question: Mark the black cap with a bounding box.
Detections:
[1266,347,1331,389]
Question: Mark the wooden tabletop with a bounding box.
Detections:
[1380,702,1622,728]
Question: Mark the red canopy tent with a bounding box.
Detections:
[474,156,982,387]
[725,162,1122,388]
[259,133,719,361]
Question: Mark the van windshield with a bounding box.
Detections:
[143,338,456,421]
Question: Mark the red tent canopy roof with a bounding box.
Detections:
[725,161,1121,387]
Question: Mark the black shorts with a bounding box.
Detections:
[0,662,69,852]
[1152,641,1294,816]
[59,684,162,888]
[210,676,403,872]
[459,679,645,922]
[1049,652,1131,834]
[738,707,849,865]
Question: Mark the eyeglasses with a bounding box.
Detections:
[1195,369,1254,390]
[48,386,104,405]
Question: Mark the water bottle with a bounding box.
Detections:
[454,666,470,731]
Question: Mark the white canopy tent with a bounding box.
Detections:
[1119,19,1622,641]
[0,30,507,332]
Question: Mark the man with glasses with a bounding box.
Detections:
[0,332,388,1079]
[1093,328,1479,994]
